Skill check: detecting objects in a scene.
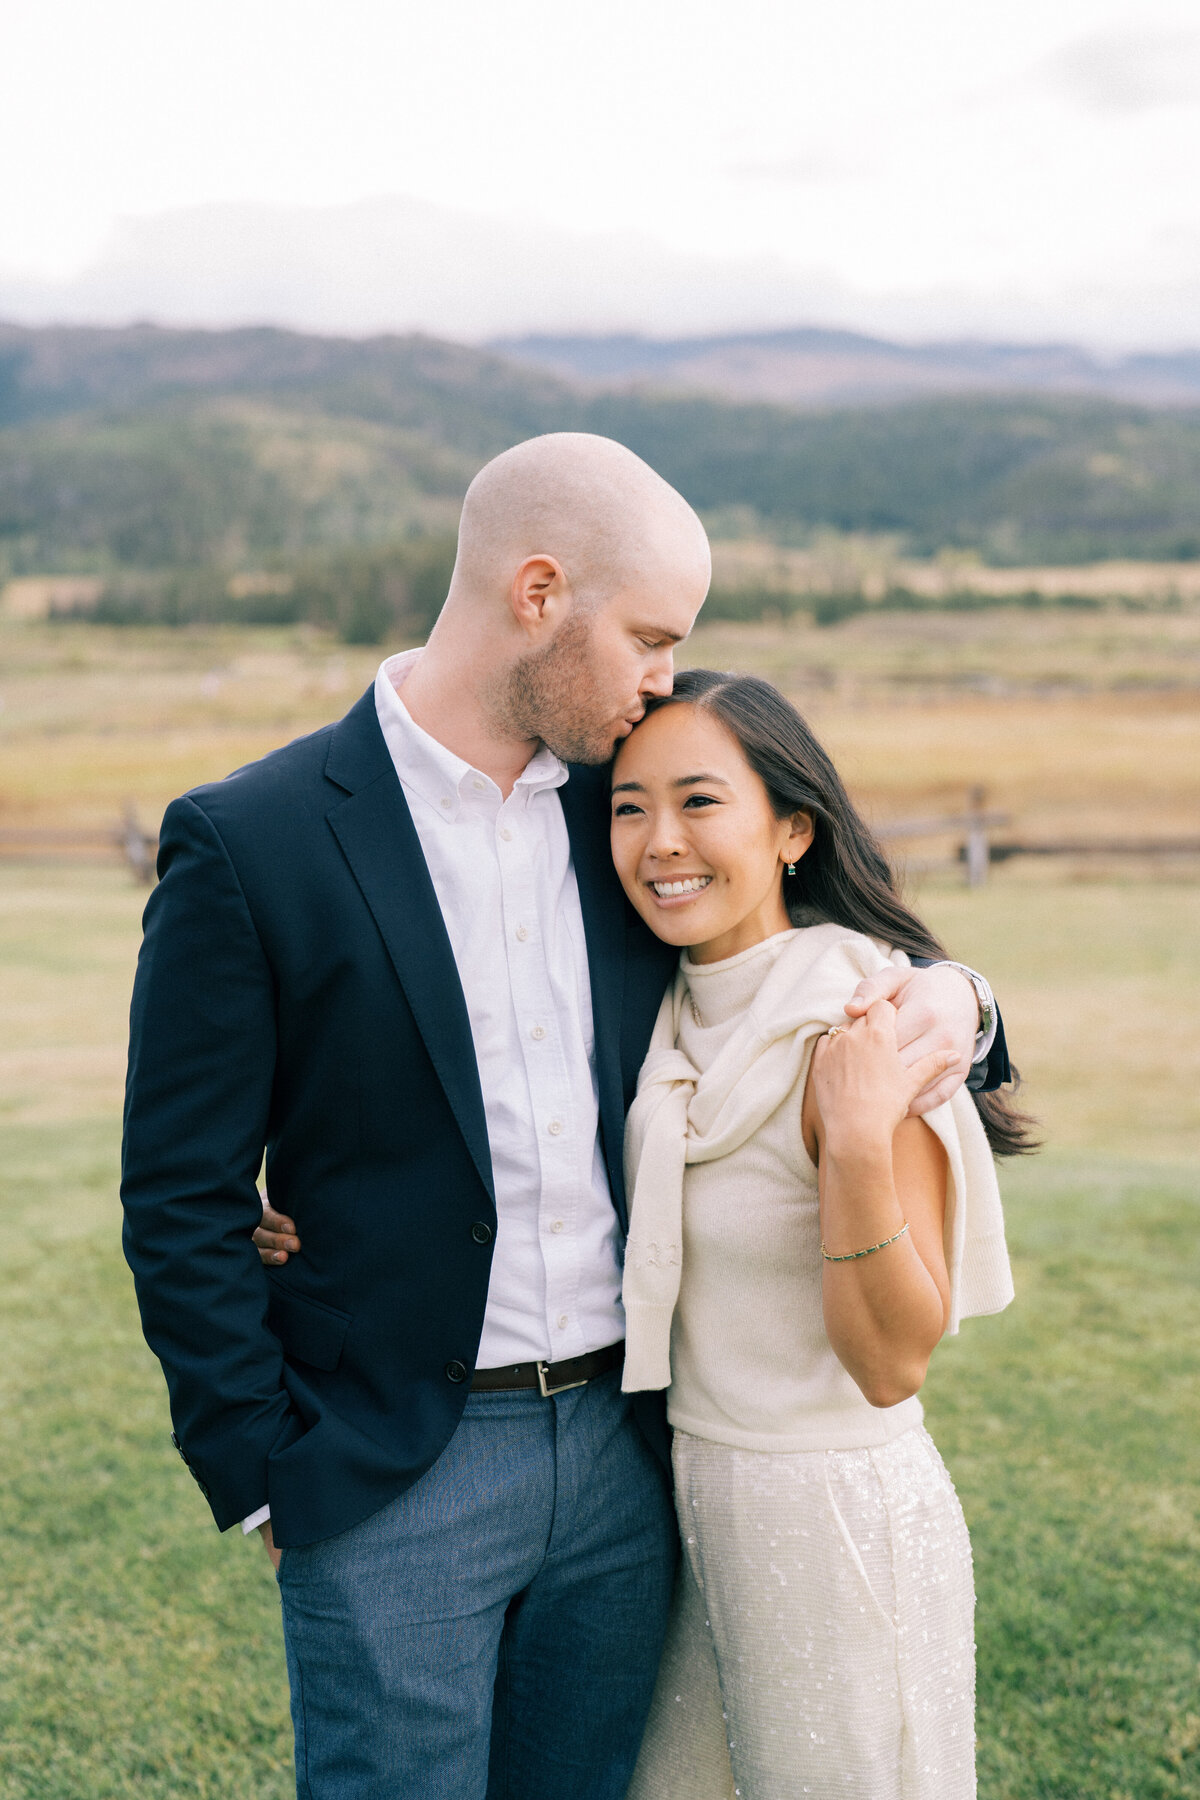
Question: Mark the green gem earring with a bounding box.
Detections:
[786,862,796,876]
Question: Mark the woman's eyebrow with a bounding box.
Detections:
[611,772,733,795]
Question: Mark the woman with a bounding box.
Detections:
[610,669,1033,1800]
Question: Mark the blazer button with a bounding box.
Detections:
[470,1221,493,1245]
[445,1360,468,1384]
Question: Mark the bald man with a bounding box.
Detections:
[121,434,997,1800]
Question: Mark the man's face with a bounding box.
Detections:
[503,571,706,765]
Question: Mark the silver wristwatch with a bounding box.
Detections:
[934,961,995,1057]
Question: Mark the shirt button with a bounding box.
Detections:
[530,1024,546,1041]
[439,796,452,810]
[547,1119,563,1136]
[550,1219,564,1233]
[472,777,486,792]
[499,826,513,842]
[445,1360,468,1384]
[515,925,529,942]
[557,1315,568,1330]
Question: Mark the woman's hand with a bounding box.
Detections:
[254,1194,301,1266]
[803,1002,953,1408]
[811,1001,954,1153]
[843,964,980,1114]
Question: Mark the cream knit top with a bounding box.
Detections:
[620,923,1014,1453]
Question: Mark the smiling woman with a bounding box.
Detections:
[610,667,1033,1799]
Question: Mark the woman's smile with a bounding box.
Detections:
[648,874,714,904]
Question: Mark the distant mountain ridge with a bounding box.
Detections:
[2,319,1200,574]
[491,328,1200,409]
[0,319,571,442]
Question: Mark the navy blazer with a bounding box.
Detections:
[122,685,1010,1549]
[121,688,678,1547]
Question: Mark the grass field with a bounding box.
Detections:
[1,613,1198,1797]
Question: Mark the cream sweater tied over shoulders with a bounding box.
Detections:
[620,923,1014,1452]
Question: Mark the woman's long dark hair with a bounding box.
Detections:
[649,668,1038,1157]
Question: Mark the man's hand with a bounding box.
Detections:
[257,1518,282,1571]
[844,963,979,1115]
[254,1194,301,1266]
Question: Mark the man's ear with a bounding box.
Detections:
[509,555,570,636]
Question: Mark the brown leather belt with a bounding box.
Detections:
[471,1341,625,1397]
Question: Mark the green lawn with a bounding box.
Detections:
[0,865,1198,1797]
[929,1153,1200,1799]
[0,1120,293,1799]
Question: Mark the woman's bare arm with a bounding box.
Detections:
[802,1000,952,1408]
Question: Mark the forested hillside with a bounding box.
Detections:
[2,321,1200,596]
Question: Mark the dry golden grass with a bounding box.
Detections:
[0,628,381,828]
[0,866,143,1125]
[683,610,1200,847]
[2,608,1197,847]
[915,877,1200,1164]
[710,537,1200,602]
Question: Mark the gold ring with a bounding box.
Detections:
[826,1025,848,1039]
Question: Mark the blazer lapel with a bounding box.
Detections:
[324,691,494,1203]
[560,765,630,1223]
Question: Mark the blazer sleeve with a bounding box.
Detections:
[908,954,1011,1093]
[121,794,301,1530]
[966,1011,1011,1093]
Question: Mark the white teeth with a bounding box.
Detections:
[652,876,713,897]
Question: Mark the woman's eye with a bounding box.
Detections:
[682,794,718,809]
[612,802,643,818]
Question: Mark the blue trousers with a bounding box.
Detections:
[277,1371,678,1799]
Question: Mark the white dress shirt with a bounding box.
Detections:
[373,649,627,1368]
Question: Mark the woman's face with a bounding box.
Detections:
[610,702,813,964]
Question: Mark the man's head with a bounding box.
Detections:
[434,433,711,764]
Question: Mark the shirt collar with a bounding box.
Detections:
[374,649,568,821]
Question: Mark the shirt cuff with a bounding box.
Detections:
[930,960,998,1065]
[242,1504,271,1535]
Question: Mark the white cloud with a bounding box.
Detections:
[727,149,872,185]
[1038,26,1200,113]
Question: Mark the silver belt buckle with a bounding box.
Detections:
[537,1359,589,1398]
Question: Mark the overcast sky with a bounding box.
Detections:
[5,0,1200,343]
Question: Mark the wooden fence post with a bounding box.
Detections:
[965,785,989,888]
[119,804,155,885]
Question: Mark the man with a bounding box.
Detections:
[122,433,1005,1799]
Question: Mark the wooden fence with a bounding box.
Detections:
[0,806,157,883]
[877,785,1200,884]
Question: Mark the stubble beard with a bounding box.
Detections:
[493,610,621,766]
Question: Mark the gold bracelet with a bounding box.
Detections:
[820,1222,910,1262]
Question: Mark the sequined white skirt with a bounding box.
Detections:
[627,1425,976,1800]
